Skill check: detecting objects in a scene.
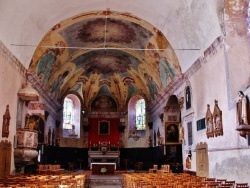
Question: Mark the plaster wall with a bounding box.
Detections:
[0,41,24,174]
[181,41,250,183]
[126,118,151,148]
[45,115,56,145]
[209,148,250,184]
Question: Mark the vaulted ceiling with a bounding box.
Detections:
[29,10,182,111]
[0,0,223,112]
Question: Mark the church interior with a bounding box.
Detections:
[0,0,250,187]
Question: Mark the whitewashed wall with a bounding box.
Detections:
[0,41,25,174]
[180,39,250,183]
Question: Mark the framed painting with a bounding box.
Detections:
[165,123,179,143]
[98,121,110,135]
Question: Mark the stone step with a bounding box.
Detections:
[86,174,123,188]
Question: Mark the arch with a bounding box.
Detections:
[91,95,117,112]
[164,95,181,144]
[29,10,181,108]
[185,80,192,110]
[62,93,81,139]
[128,95,146,135]
[26,114,45,144]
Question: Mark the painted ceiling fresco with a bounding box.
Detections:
[29,11,181,112]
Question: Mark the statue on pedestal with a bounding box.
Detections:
[236,91,249,125]
[236,91,250,138]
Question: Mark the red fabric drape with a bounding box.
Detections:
[88,118,120,147]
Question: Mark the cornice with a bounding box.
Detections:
[184,36,223,79]
[148,35,224,116]
[26,70,61,118]
[148,74,185,114]
[87,111,124,119]
[0,41,26,78]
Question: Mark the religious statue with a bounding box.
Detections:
[236,91,249,125]
[2,105,10,138]
[154,130,156,146]
[178,124,184,143]
[52,128,55,146]
[214,115,221,130]
[207,118,212,132]
[186,156,191,169]
[48,127,51,145]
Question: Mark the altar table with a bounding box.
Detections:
[88,150,120,165]
[91,162,116,175]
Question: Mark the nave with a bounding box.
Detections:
[1,0,250,185]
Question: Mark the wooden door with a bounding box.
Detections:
[0,140,11,177]
[196,142,209,177]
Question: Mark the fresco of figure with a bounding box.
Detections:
[155,54,176,87]
[37,48,60,83]
[50,71,69,97]
[144,73,159,101]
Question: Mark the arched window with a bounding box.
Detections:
[135,99,146,130]
[63,97,74,129]
[128,96,147,135]
[62,94,81,139]
[186,86,191,110]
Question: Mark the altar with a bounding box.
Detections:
[90,162,116,175]
[88,142,120,171]
[88,150,120,166]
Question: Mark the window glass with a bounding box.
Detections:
[63,97,74,129]
[135,99,146,130]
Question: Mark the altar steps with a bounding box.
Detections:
[86,174,122,188]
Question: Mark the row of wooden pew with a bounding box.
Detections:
[0,172,87,188]
[122,172,249,188]
[37,164,65,174]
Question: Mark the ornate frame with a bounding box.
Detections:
[205,104,214,138]
[98,121,110,135]
[165,123,179,144]
[213,100,223,137]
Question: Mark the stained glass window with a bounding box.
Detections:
[135,99,146,130]
[63,97,74,129]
